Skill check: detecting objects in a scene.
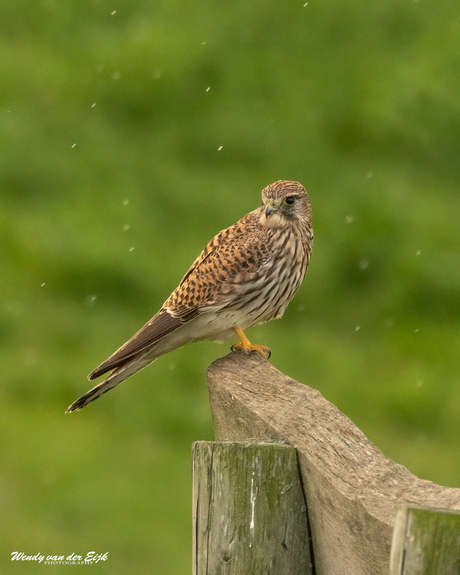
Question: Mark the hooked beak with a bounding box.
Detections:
[265,204,277,218]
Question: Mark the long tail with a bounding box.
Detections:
[65,355,153,413]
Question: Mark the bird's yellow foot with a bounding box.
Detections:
[231,327,271,359]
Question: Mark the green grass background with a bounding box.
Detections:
[1,0,460,572]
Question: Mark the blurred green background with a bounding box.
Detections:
[1,0,460,572]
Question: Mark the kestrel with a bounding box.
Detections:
[66,180,313,412]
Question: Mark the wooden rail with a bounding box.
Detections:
[192,352,460,575]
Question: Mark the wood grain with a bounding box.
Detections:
[192,441,313,575]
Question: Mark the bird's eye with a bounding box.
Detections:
[284,196,295,205]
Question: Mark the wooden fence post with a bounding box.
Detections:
[203,352,460,575]
[192,441,313,575]
[390,506,460,575]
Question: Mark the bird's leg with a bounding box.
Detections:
[231,327,271,359]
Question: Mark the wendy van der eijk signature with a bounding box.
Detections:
[11,551,108,564]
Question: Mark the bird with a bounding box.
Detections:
[66,180,313,413]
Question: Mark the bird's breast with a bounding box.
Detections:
[222,229,310,328]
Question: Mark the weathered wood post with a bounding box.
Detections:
[390,506,460,574]
[192,441,313,574]
[198,352,460,575]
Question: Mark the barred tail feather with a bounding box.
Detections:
[65,356,153,413]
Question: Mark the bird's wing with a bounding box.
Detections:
[88,309,191,380]
[164,210,272,313]
[89,210,269,381]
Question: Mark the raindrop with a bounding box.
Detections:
[91,102,96,108]
[84,295,97,307]
[206,86,211,92]
[366,171,373,178]
[123,199,129,205]
[345,215,353,224]
[297,303,305,312]
[202,41,207,45]
[359,259,369,270]
[354,325,361,331]
[112,71,121,81]
[415,250,421,256]
[129,247,135,252]
[416,380,423,387]
[71,143,76,148]
[217,145,223,151]
[40,283,46,287]
[123,224,130,231]
[111,10,117,15]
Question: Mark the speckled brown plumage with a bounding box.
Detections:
[66,180,313,412]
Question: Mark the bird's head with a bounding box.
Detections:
[260,180,311,229]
